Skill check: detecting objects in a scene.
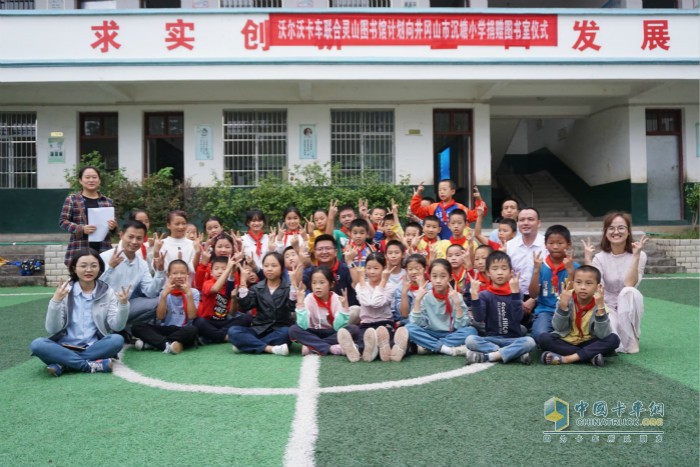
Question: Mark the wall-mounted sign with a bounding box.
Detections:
[195,125,212,160]
[300,124,317,160]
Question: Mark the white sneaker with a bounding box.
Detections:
[272,344,290,356]
[337,328,360,362]
[231,344,240,353]
[133,339,146,351]
[163,342,173,354]
[416,345,430,355]
[362,328,379,362]
[451,345,468,356]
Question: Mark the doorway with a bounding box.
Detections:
[433,109,473,205]
[144,112,184,181]
[646,109,683,221]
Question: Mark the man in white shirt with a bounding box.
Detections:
[100,220,166,330]
[506,207,546,317]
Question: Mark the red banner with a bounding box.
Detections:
[242,14,558,50]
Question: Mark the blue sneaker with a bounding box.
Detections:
[86,359,113,373]
[46,363,64,377]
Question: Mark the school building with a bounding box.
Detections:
[0,0,698,234]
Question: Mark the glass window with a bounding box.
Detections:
[80,113,118,171]
[0,113,37,189]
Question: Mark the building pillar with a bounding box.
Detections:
[628,106,648,224]
[473,104,492,223]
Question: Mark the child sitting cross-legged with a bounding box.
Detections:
[132,259,200,354]
[289,266,361,357]
[465,251,536,365]
[539,265,620,367]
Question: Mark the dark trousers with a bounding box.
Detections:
[538,332,620,362]
[132,324,198,350]
[227,326,290,353]
[194,314,253,343]
[360,320,396,346]
[289,324,360,355]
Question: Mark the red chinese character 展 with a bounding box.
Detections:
[572,20,601,51]
[241,19,269,51]
[166,19,195,51]
[641,20,670,50]
[91,20,121,53]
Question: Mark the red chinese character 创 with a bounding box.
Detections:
[165,19,195,51]
[91,20,121,53]
[241,19,269,51]
[572,20,601,51]
[641,19,670,50]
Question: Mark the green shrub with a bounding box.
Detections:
[685,182,700,231]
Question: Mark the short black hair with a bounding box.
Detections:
[68,249,105,282]
[423,215,440,226]
[338,205,355,215]
[365,251,386,267]
[545,224,572,243]
[121,220,147,235]
[405,222,423,234]
[448,210,467,222]
[404,253,427,268]
[168,259,189,273]
[485,251,512,270]
[211,256,229,267]
[385,239,405,253]
[438,179,457,190]
[371,207,387,215]
[446,244,464,255]
[475,244,493,255]
[501,198,520,210]
[349,218,370,232]
[313,234,337,250]
[499,218,517,233]
[575,265,601,283]
[203,216,223,230]
[518,207,540,220]
[429,258,452,275]
[245,209,266,225]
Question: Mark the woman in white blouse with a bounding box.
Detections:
[584,211,647,354]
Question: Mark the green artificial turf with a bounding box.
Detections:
[0,296,50,371]
[0,360,296,467]
[639,278,700,308]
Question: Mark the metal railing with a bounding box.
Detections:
[0,0,35,9]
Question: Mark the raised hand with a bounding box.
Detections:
[509,272,520,294]
[448,282,461,303]
[328,199,338,219]
[108,246,124,269]
[83,224,97,235]
[581,237,595,262]
[413,280,428,302]
[343,246,357,265]
[193,233,205,254]
[469,272,481,298]
[52,279,72,302]
[277,223,286,241]
[153,250,166,272]
[381,264,392,283]
[358,198,369,219]
[411,233,424,250]
[558,280,574,308]
[532,251,544,269]
[476,204,485,217]
[463,252,473,271]
[269,225,278,241]
[116,285,131,304]
[339,288,349,309]
[356,266,366,284]
[238,264,250,287]
[594,283,605,310]
[563,248,575,272]
[632,235,648,256]
[107,219,118,231]
[152,232,165,257]
[413,182,424,196]
[472,185,481,200]
[498,239,508,252]
[376,220,385,234]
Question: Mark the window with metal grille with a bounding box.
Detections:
[331,110,394,184]
[223,110,287,187]
[646,109,681,135]
[0,0,34,9]
[220,0,281,7]
[329,0,390,6]
[80,113,118,171]
[0,113,37,189]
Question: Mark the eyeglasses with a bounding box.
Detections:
[76,263,100,270]
[606,225,628,233]
[315,247,335,252]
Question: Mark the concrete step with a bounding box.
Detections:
[646,265,686,274]
[0,275,46,287]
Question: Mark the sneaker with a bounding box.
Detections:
[86,359,113,373]
[133,339,153,351]
[465,349,487,365]
[416,345,430,355]
[163,342,173,354]
[329,344,345,356]
[376,326,391,362]
[452,345,468,357]
[198,336,212,346]
[169,341,183,354]
[362,328,379,362]
[337,328,360,363]
[272,344,290,356]
[231,344,240,353]
[46,363,63,377]
[519,353,532,365]
[590,353,604,367]
[390,327,409,362]
[301,345,311,357]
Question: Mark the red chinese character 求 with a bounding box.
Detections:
[241,19,269,51]
[641,20,670,50]
[572,20,601,51]
[166,19,195,51]
[91,20,121,53]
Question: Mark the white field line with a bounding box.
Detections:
[0,292,54,296]
[283,355,321,467]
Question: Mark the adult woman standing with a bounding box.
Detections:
[585,211,647,354]
[59,166,117,266]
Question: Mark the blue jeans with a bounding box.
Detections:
[531,312,554,342]
[30,334,124,372]
[405,324,477,352]
[465,335,536,363]
[227,326,290,354]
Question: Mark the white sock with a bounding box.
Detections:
[439,345,454,356]
[488,352,499,362]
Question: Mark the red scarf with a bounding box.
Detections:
[141,234,148,258]
[409,283,420,292]
[476,271,490,292]
[450,236,467,246]
[170,289,188,325]
[340,226,351,237]
[432,289,453,331]
[283,229,300,246]
[438,199,456,223]
[313,294,335,326]
[248,230,264,257]
[487,283,513,296]
[349,243,368,264]
[573,292,596,337]
[424,236,438,261]
[452,267,466,290]
[327,259,340,277]
[545,256,566,294]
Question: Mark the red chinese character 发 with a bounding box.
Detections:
[641,20,670,50]
[241,19,269,51]
[91,20,121,53]
[166,19,195,51]
[572,20,601,51]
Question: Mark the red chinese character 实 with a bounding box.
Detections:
[91,20,121,53]
[241,19,269,51]
[572,20,601,51]
[641,20,670,50]
[166,19,195,51]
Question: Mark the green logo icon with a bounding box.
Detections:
[544,397,569,431]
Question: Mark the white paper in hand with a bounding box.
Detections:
[87,207,115,242]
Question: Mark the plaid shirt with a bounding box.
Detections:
[59,192,114,266]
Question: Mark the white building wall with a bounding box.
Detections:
[37,108,79,189]
[394,105,432,185]
[683,105,699,183]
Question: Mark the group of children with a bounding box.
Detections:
[33,176,620,376]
